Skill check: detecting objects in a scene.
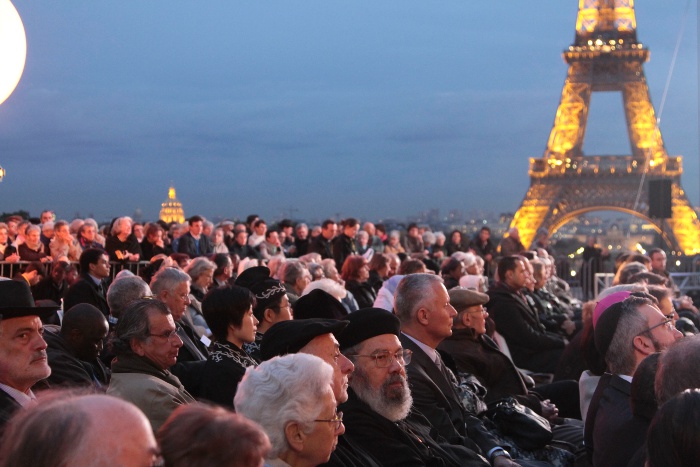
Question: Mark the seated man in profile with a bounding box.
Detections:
[0,394,160,466]
[107,298,194,432]
[43,303,110,389]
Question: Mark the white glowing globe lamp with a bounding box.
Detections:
[0,0,26,106]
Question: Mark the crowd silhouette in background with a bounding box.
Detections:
[0,209,698,466]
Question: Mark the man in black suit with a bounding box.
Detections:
[394,274,517,466]
[177,215,212,258]
[585,295,682,466]
[309,219,337,260]
[0,280,58,434]
[63,248,111,317]
[487,255,566,373]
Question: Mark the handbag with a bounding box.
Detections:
[483,396,553,450]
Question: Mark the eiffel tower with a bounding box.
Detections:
[510,0,700,255]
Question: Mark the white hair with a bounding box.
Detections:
[302,278,347,301]
[234,353,334,458]
[451,251,476,268]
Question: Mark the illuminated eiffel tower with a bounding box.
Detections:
[511,0,700,255]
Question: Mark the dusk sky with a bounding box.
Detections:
[0,1,697,223]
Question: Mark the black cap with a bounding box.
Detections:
[594,301,626,359]
[293,289,348,320]
[0,279,59,320]
[260,319,349,361]
[337,307,401,351]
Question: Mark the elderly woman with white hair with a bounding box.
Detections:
[235,353,344,467]
[185,256,217,335]
[105,216,141,262]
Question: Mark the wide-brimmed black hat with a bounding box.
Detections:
[293,289,348,320]
[0,280,59,320]
[260,318,348,361]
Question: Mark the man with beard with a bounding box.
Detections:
[0,280,57,434]
[338,307,489,467]
[260,318,381,467]
[585,295,682,466]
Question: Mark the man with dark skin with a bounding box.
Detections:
[43,303,110,388]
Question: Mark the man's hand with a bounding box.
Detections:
[493,457,520,467]
[561,319,576,336]
[541,399,559,421]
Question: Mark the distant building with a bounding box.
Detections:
[159,185,185,224]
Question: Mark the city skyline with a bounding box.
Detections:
[0,1,697,223]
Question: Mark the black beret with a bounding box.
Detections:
[235,266,286,315]
[337,307,401,351]
[260,318,348,361]
[293,289,348,320]
[594,301,626,359]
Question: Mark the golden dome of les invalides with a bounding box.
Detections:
[159,185,185,224]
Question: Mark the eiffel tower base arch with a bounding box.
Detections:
[511,173,700,256]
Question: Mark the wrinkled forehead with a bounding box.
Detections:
[358,334,401,354]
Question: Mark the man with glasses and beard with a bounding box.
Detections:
[585,294,682,467]
[338,307,489,467]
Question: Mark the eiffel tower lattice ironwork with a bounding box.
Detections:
[511,0,700,255]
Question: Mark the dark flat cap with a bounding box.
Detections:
[337,307,401,351]
[293,289,348,320]
[448,287,489,310]
[260,318,348,361]
[0,279,59,320]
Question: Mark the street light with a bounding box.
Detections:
[0,0,28,182]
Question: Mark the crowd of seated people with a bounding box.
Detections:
[0,210,698,466]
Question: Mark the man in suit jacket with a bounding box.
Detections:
[63,248,111,317]
[394,273,517,466]
[177,215,212,258]
[585,295,682,466]
[0,280,58,434]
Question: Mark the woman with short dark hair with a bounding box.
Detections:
[341,256,376,309]
[199,285,259,408]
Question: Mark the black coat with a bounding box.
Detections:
[332,234,357,269]
[340,388,488,467]
[177,232,212,258]
[43,328,110,388]
[63,276,110,317]
[345,281,376,310]
[198,341,257,408]
[486,283,565,373]
[585,374,647,467]
[0,390,21,436]
[309,236,333,259]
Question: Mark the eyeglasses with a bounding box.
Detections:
[148,329,181,343]
[347,349,412,368]
[466,306,487,315]
[314,410,343,430]
[638,318,675,335]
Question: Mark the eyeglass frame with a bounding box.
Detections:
[636,315,676,336]
[313,410,344,431]
[148,329,181,344]
[345,349,412,368]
